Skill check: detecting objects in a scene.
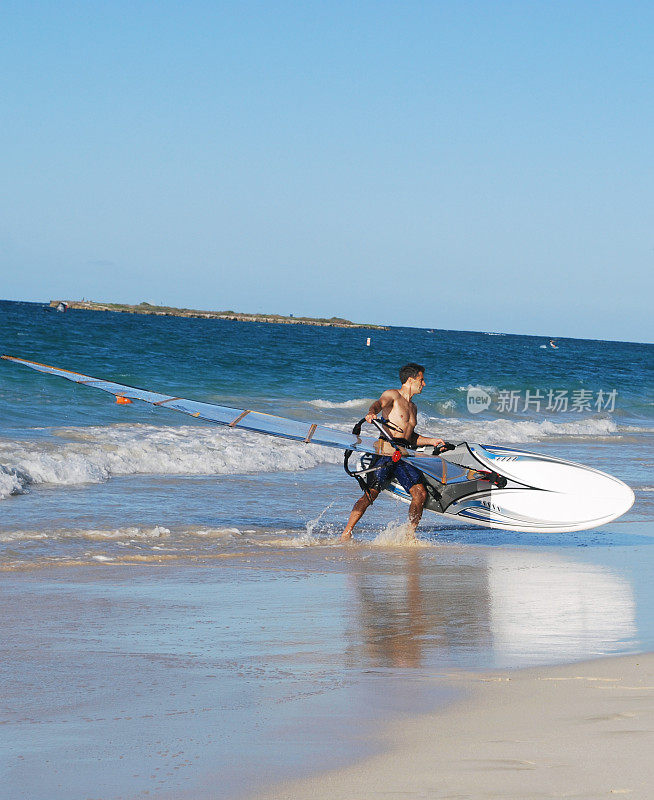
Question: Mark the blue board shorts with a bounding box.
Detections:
[369,456,424,493]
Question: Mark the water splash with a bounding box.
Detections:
[371,521,432,547]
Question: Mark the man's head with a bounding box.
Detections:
[399,362,426,394]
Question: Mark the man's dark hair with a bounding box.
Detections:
[399,363,425,384]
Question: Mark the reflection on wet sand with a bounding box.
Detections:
[486,550,637,666]
[345,548,636,669]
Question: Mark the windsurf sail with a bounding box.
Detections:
[2,355,436,459]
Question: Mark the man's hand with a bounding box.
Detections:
[414,435,445,448]
[365,412,377,424]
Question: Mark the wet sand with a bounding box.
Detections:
[1,559,454,800]
[1,536,652,800]
[250,652,654,800]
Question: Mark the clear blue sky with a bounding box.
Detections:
[1,1,652,341]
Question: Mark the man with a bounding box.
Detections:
[341,363,445,542]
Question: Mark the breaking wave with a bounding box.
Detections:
[0,466,30,500]
[0,423,340,499]
[0,412,647,501]
[419,414,647,443]
[306,398,371,409]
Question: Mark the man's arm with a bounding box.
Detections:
[365,390,397,424]
[414,434,445,448]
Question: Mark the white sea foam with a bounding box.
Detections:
[0,423,340,499]
[454,384,498,394]
[0,467,28,499]
[306,398,371,409]
[0,412,646,502]
[0,525,245,543]
[0,525,172,543]
[418,414,644,443]
[193,527,241,537]
[272,532,329,546]
[436,399,457,413]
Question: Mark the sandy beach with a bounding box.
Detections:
[2,535,653,800]
[251,653,654,800]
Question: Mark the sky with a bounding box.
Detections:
[1,1,653,342]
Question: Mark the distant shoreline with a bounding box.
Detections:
[50,300,387,330]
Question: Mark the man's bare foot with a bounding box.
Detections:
[340,531,353,542]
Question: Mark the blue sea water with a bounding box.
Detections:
[0,298,652,559]
[1,299,652,432]
[1,299,653,799]
[0,299,652,645]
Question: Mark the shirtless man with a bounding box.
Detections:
[341,363,445,541]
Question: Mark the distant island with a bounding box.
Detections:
[50,300,388,330]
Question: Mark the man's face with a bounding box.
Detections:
[412,372,426,394]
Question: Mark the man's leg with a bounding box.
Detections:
[407,482,427,538]
[341,487,379,541]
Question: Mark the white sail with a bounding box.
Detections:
[1,355,393,456]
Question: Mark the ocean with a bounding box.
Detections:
[1,298,653,799]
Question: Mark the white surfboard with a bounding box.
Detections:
[383,442,634,533]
